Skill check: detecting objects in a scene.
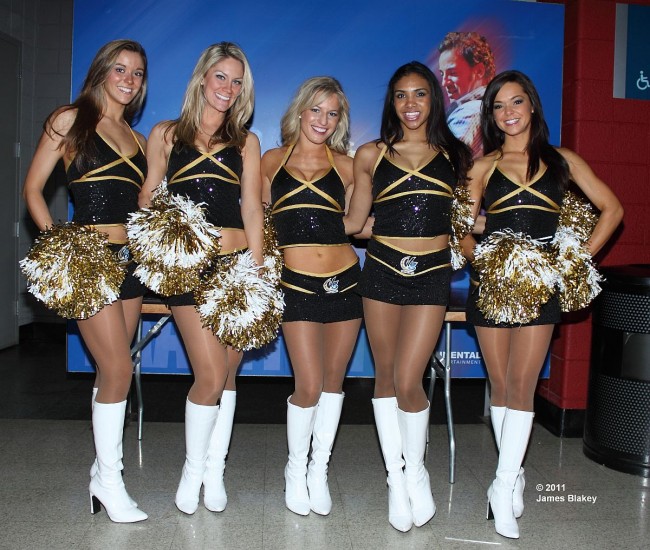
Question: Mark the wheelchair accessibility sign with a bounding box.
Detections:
[614,4,650,100]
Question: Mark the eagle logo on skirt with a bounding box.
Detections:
[400,256,418,275]
[323,276,340,294]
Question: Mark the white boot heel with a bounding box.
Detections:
[90,400,147,523]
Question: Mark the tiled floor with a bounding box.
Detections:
[1,325,649,549]
[1,419,649,549]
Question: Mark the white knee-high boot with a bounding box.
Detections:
[203,390,236,512]
[397,404,436,527]
[372,397,413,532]
[490,405,525,518]
[89,400,147,523]
[307,392,344,515]
[175,399,219,514]
[285,397,317,516]
[487,408,534,539]
[89,389,137,507]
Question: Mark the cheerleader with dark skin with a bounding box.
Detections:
[22,40,149,523]
[345,61,473,532]
[262,77,362,517]
[139,42,263,515]
[462,70,623,539]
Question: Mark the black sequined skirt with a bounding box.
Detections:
[281,261,363,323]
[358,238,452,305]
[108,243,146,301]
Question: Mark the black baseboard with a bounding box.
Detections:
[534,394,585,438]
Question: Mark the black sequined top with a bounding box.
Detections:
[483,164,563,240]
[67,130,146,225]
[371,146,456,238]
[271,146,348,248]
[166,143,244,229]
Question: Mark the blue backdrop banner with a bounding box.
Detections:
[67,0,563,378]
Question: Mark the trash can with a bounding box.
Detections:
[583,264,650,477]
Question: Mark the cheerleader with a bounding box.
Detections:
[344,62,473,532]
[138,42,263,515]
[22,40,149,523]
[262,77,362,516]
[462,70,623,539]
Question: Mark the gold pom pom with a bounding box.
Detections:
[126,182,221,296]
[449,236,466,270]
[195,251,284,351]
[262,204,284,282]
[19,223,124,319]
[554,230,603,311]
[451,183,475,239]
[552,192,602,311]
[558,191,598,242]
[473,230,559,324]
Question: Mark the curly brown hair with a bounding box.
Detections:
[438,32,496,83]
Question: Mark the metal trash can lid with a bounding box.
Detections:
[601,264,650,294]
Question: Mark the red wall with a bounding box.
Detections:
[537,0,650,410]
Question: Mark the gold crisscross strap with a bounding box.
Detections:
[271,145,343,214]
[168,144,240,186]
[487,166,560,214]
[70,128,145,189]
[373,147,453,204]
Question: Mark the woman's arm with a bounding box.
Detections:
[343,143,378,236]
[22,109,75,230]
[240,132,264,266]
[459,155,491,261]
[558,147,624,256]
[138,122,171,208]
[340,151,374,239]
[260,147,284,206]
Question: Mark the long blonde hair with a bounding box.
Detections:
[280,76,350,154]
[172,42,254,149]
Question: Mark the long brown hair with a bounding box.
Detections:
[481,70,569,189]
[47,39,148,170]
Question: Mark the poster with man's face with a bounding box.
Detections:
[68,0,563,378]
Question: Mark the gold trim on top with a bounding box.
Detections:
[272,203,341,214]
[169,144,240,186]
[487,166,560,213]
[382,150,439,173]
